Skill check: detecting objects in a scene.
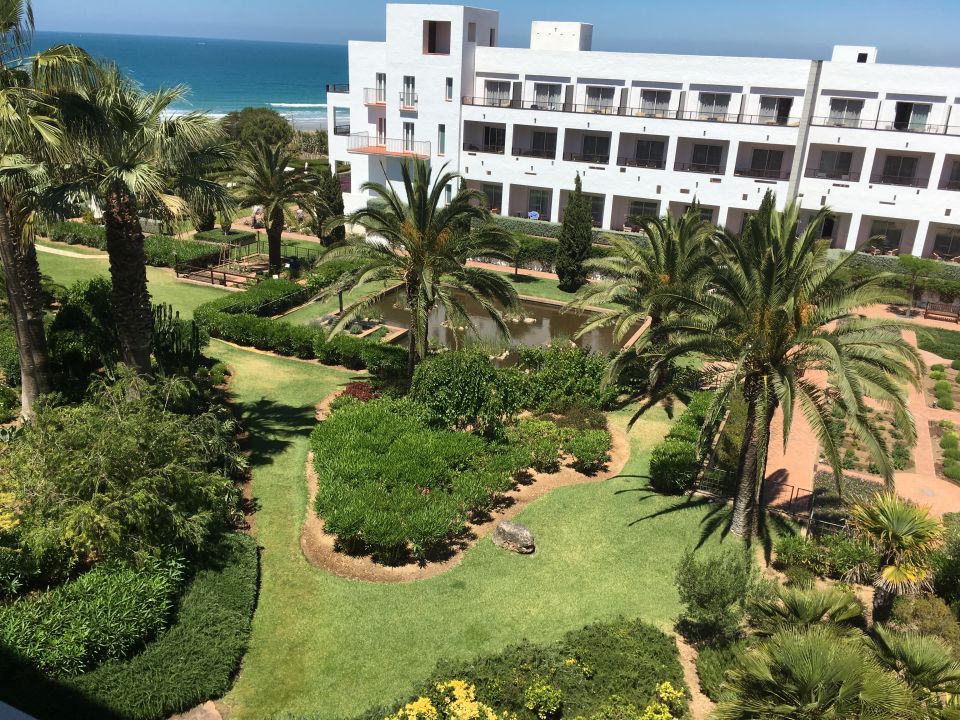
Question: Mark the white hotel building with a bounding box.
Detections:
[326,3,960,258]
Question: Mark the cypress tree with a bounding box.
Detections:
[556,173,593,291]
[315,168,346,246]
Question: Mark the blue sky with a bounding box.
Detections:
[37,0,960,65]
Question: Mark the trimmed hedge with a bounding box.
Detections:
[46,222,216,268]
[648,392,715,494]
[488,214,637,244]
[193,229,257,245]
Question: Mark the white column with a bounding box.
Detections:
[724,141,739,177]
[503,123,515,158]
[550,187,562,224]
[912,219,930,257]
[499,183,511,217]
[602,193,614,230]
[664,136,679,173]
[715,206,730,231]
[845,212,863,251]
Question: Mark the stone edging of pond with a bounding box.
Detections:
[299,390,632,583]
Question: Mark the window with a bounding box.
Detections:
[484,80,511,107]
[531,130,557,158]
[759,96,793,125]
[424,20,451,54]
[893,102,932,131]
[481,183,502,212]
[376,116,386,144]
[634,139,665,168]
[828,98,864,127]
[588,195,605,225]
[533,83,562,110]
[880,155,919,184]
[687,205,714,222]
[691,144,723,172]
[857,52,868,63]
[489,28,496,47]
[747,148,785,179]
[528,188,551,217]
[402,122,414,152]
[374,73,386,104]
[698,92,731,119]
[946,160,960,190]
[581,134,610,162]
[445,185,452,203]
[628,200,659,219]
[437,124,445,155]
[817,150,854,179]
[402,76,416,108]
[639,90,670,117]
[482,125,505,152]
[934,228,960,258]
[585,86,615,113]
[869,220,903,251]
[445,77,453,101]
[820,215,836,240]
[467,22,476,43]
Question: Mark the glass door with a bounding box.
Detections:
[376,117,386,145]
[375,73,386,104]
[402,122,414,152]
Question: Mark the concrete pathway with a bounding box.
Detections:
[34,244,107,260]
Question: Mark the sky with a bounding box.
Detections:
[36,0,960,66]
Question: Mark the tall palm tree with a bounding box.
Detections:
[713,626,919,719]
[850,493,944,620]
[56,63,233,374]
[0,0,91,417]
[323,159,518,376]
[649,195,922,541]
[234,141,321,272]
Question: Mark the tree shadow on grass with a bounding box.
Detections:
[239,397,319,467]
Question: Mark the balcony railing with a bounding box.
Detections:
[675,110,739,123]
[940,179,960,191]
[333,123,351,136]
[513,146,556,159]
[616,156,665,169]
[399,92,418,111]
[812,116,952,135]
[463,143,504,154]
[564,151,610,164]
[326,83,349,93]
[346,133,431,158]
[363,88,387,106]
[869,173,929,188]
[804,168,862,182]
[734,167,791,180]
[675,162,723,174]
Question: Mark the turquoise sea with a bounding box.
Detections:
[33,31,348,128]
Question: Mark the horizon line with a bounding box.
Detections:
[34,28,349,48]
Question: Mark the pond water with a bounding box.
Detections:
[365,287,622,354]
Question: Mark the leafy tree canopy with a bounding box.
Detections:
[221,107,294,148]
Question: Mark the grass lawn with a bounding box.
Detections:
[912,324,960,361]
[211,340,743,720]
[37,245,230,319]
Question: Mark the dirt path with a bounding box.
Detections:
[674,636,716,720]
[34,244,108,260]
[299,392,632,583]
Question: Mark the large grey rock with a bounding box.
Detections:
[492,521,535,554]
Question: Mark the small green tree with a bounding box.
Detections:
[555,174,593,292]
[221,107,294,148]
[897,254,941,313]
[314,168,345,247]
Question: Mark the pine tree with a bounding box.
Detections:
[556,174,593,292]
[316,168,346,246]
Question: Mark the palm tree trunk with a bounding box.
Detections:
[730,380,776,542]
[0,201,50,419]
[102,187,153,375]
[873,585,895,622]
[267,207,284,273]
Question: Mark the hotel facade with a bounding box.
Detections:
[326,3,960,258]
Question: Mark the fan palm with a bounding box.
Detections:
[647,194,922,541]
[850,494,944,620]
[322,158,518,376]
[55,63,234,374]
[874,624,960,718]
[713,625,919,720]
[234,141,321,271]
[749,585,864,635]
[0,0,92,416]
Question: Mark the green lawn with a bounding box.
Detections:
[211,340,740,720]
[912,324,960,361]
[37,245,230,319]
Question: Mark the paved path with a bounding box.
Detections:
[34,244,107,260]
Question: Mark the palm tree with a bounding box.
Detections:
[714,626,918,720]
[648,195,922,541]
[56,63,233,374]
[234,141,321,271]
[874,625,960,717]
[322,158,518,376]
[749,585,864,635]
[850,494,944,621]
[0,1,91,417]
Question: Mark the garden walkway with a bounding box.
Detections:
[34,244,107,260]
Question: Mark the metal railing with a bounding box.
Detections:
[869,173,930,188]
[399,92,418,110]
[674,162,723,174]
[617,156,665,169]
[363,87,387,105]
[346,132,431,158]
[564,151,610,164]
[512,146,556,159]
[734,167,791,180]
[812,115,954,135]
[333,123,351,136]
[675,110,739,122]
[463,143,505,154]
[326,83,349,93]
[804,168,862,182]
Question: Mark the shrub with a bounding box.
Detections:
[515,345,614,411]
[935,380,952,394]
[675,547,754,642]
[0,328,18,386]
[0,385,17,424]
[47,221,107,247]
[0,557,183,676]
[524,680,562,720]
[819,532,879,582]
[782,565,815,589]
[695,640,747,702]
[307,258,365,291]
[45,222,215,267]
[193,229,256,244]
[941,432,959,450]
[933,513,960,606]
[932,364,946,373]
[953,358,960,371]
[410,351,503,431]
[649,439,698,494]
[891,443,911,471]
[341,381,379,402]
[944,460,960,481]
[565,428,611,474]
[666,418,700,443]
[551,402,607,431]
[889,595,960,654]
[505,417,565,473]
[774,535,827,575]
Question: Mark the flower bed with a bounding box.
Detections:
[824,404,913,475]
[926,362,960,411]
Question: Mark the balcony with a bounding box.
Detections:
[811,116,948,134]
[513,146,556,159]
[675,162,723,174]
[675,110,738,123]
[617,156,665,169]
[346,133,430,159]
[870,173,929,188]
[326,83,349,94]
[940,180,960,191]
[333,123,351,136]
[399,92,418,111]
[564,151,609,164]
[363,88,387,106]
[804,168,861,182]
[463,143,504,155]
[734,167,790,180]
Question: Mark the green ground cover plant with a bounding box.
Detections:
[47,222,216,268]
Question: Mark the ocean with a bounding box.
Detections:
[33,31,348,129]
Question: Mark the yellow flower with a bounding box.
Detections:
[386,696,438,720]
